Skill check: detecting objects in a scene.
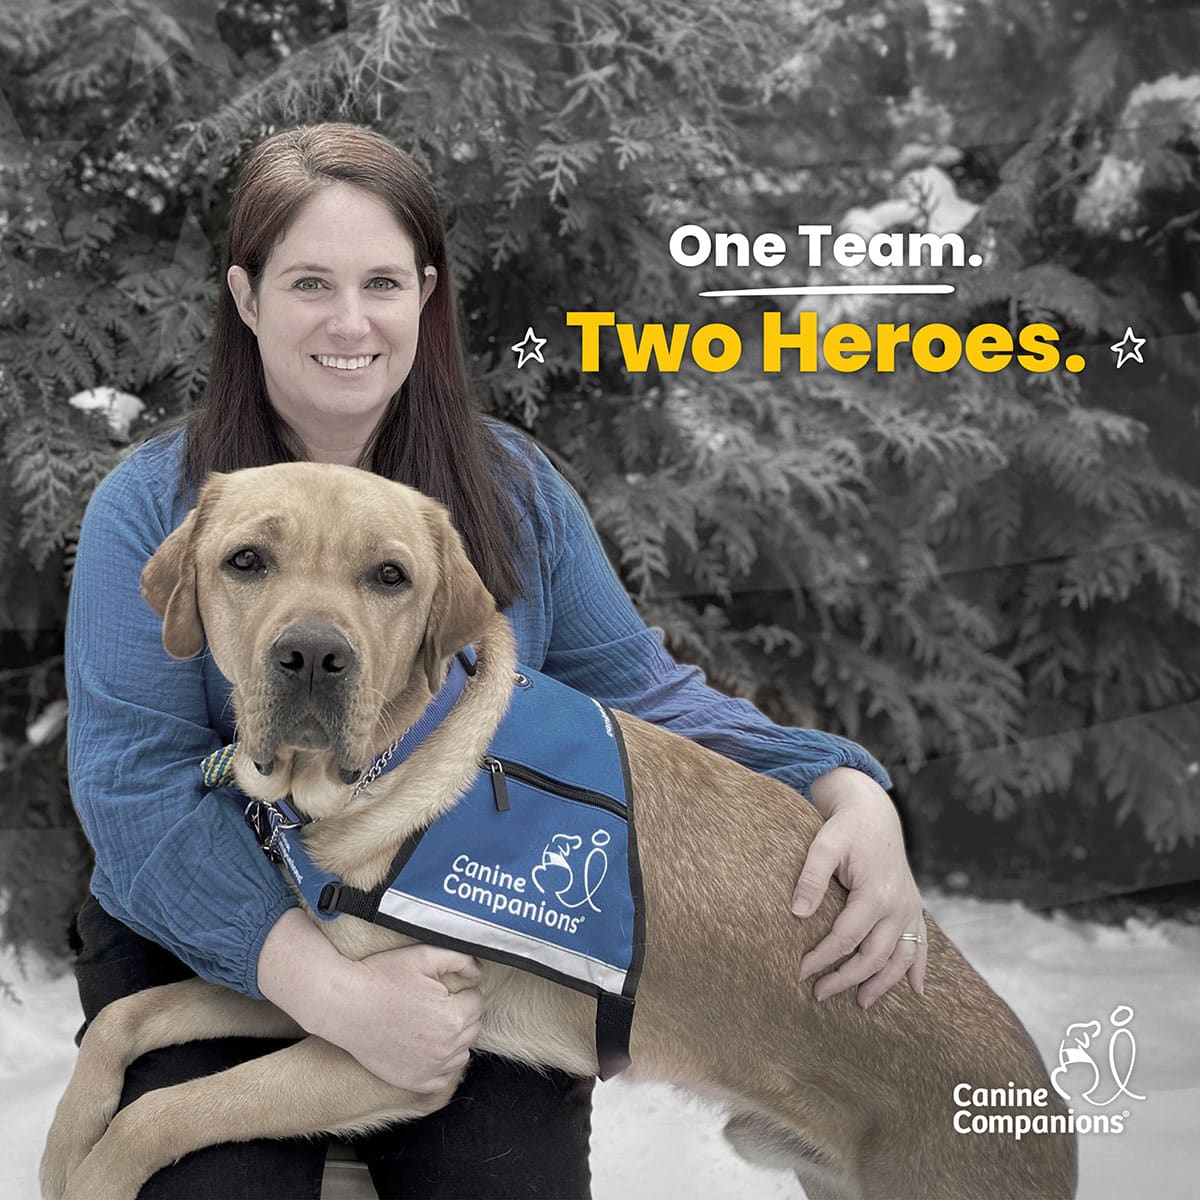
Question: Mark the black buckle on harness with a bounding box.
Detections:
[318,882,343,915]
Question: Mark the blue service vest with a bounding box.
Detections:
[237,662,644,1078]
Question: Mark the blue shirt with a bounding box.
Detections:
[65,422,890,999]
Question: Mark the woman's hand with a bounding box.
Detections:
[258,909,485,1093]
[335,944,485,1093]
[790,767,927,1008]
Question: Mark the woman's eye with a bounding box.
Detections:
[293,277,324,291]
[377,562,408,587]
[367,277,398,290]
[229,548,262,571]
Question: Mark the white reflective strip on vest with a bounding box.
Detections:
[377,889,630,994]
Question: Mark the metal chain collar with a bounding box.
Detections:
[350,737,402,802]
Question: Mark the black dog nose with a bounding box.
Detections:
[272,623,355,692]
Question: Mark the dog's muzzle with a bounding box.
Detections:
[260,621,360,753]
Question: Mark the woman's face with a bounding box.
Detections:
[227,181,436,459]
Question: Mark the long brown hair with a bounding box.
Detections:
[183,123,528,608]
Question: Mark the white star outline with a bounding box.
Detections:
[511,326,547,369]
[1110,326,1146,369]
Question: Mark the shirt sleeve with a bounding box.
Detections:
[525,442,892,798]
[66,450,296,998]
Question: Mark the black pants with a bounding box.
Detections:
[72,896,594,1200]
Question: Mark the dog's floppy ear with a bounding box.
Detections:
[420,502,497,694]
[140,476,224,659]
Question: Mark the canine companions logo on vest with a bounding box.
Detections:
[532,829,611,911]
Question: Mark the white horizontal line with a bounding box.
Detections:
[699,284,956,297]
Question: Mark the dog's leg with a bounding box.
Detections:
[58,1033,451,1200]
[41,978,301,1200]
[724,1112,859,1200]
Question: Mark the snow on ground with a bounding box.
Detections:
[3,891,1197,1199]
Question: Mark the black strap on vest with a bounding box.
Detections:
[595,993,634,1080]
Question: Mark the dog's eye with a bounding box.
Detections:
[377,562,408,588]
[229,548,262,572]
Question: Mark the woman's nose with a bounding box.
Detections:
[327,296,370,341]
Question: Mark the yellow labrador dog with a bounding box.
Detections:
[42,463,1076,1200]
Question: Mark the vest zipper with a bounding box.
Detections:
[483,757,510,811]
[481,756,627,818]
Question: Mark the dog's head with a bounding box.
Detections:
[141,463,496,785]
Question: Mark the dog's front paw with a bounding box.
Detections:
[40,1059,128,1197]
[40,1093,111,1200]
[57,1107,148,1200]
[60,1152,139,1200]
[40,1006,134,1199]
[38,1144,70,1200]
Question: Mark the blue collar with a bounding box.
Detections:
[344,645,478,801]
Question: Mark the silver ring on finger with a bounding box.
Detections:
[897,932,924,945]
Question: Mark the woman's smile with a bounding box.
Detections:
[312,352,382,374]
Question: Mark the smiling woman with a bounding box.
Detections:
[58,122,923,1200]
